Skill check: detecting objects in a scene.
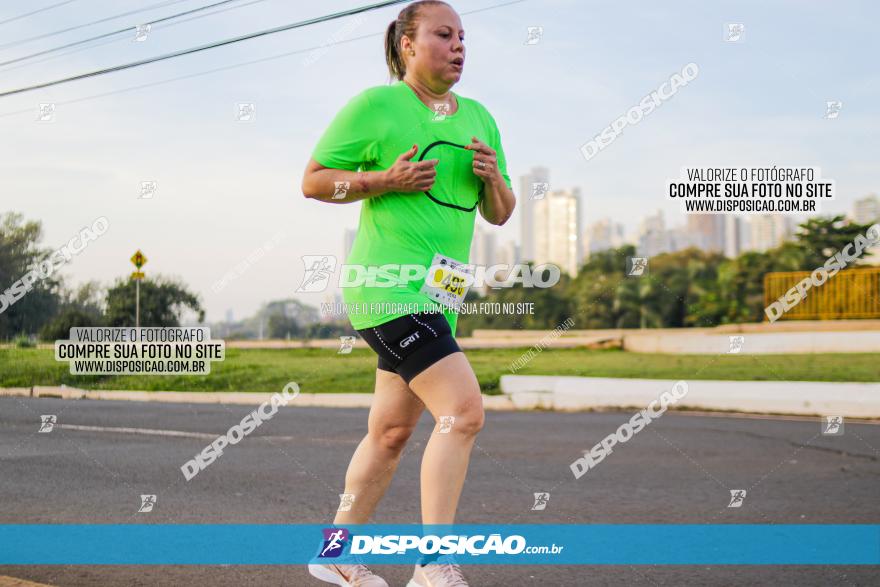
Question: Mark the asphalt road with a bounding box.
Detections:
[1,397,878,586]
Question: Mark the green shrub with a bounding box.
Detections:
[13,334,35,348]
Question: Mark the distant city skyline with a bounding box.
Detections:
[332,180,877,289]
[227,187,880,323]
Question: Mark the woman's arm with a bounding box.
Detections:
[301,158,390,204]
[478,177,516,226]
[302,146,438,204]
[466,136,516,225]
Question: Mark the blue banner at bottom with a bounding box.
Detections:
[0,524,877,565]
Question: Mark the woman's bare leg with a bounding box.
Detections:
[333,368,425,524]
[407,352,484,524]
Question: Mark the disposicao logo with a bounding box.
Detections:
[318,528,349,558]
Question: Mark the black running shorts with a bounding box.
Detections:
[356,311,461,384]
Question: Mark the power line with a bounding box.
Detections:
[0,0,270,75]
[0,0,193,51]
[1,35,130,75]
[0,0,253,68]
[0,0,527,110]
[0,0,409,98]
[0,0,79,27]
[0,31,380,120]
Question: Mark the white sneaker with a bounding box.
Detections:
[308,562,390,586]
[406,559,469,587]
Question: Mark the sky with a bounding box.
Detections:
[1,0,878,323]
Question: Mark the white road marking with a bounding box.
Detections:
[59,424,215,439]
[56,424,357,443]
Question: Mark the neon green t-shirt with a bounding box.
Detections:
[311,81,512,336]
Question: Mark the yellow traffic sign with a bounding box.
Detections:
[131,271,145,280]
[130,250,147,269]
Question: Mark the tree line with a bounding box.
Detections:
[1,211,873,342]
[455,215,876,336]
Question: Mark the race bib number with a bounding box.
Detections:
[419,253,473,311]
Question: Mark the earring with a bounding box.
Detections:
[409,50,415,56]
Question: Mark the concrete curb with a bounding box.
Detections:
[0,386,517,411]
[5,379,879,417]
[622,330,880,354]
[500,376,880,418]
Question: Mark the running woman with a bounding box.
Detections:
[303,2,514,585]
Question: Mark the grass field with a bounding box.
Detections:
[0,347,877,394]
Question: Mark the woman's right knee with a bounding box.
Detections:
[370,423,416,452]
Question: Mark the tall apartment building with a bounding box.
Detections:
[686,214,726,253]
[534,187,582,277]
[637,210,670,257]
[748,214,794,252]
[519,166,549,263]
[584,218,626,257]
[852,194,880,225]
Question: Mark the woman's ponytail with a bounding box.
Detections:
[384,19,405,81]
[384,1,449,82]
